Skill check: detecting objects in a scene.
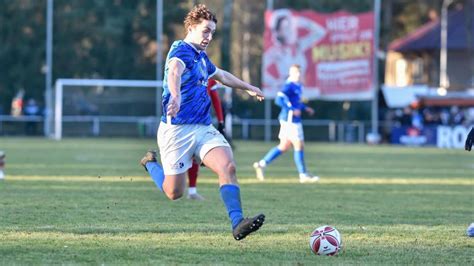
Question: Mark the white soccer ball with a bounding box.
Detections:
[309,225,342,256]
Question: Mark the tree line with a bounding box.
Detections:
[0,0,446,119]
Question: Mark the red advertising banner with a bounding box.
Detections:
[262,9,375,100]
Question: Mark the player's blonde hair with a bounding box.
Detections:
[184,4,217,30]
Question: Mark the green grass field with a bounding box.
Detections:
[0,137,473,264]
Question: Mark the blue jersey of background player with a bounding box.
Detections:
[253,64,319,183]
[161,40,216,125]
[276,79,306,123]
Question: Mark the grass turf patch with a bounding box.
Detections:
[0,138,472,264]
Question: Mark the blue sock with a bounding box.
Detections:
[146,162,164,191]
[219,184,244,229]
[294,150,306,174]
[262,147,282,165]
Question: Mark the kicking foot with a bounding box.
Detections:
[299,173,320,183]
[253,162,265,181]
[233,213,265,241]
[187,193,205,200]
[140,150,157,171]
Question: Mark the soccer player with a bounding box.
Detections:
[465,127,473,237]
[140,4,265,241]
[253,64,319,183]
[465,127,473,151]
[186,79,226,200]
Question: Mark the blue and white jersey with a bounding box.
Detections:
[275,80,307,123]
[162,40,218,124]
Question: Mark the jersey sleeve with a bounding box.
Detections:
[275,84,293,109]
[167,45,193,69]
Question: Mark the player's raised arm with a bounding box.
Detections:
[212,69,264,101]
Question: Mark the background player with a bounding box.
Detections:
[140,4,265,241]
[465,127,473,152]
[465,127,473,237]
[253,64,319,183]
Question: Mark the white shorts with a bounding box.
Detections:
[278,120,304,141]
[157,122,230,175]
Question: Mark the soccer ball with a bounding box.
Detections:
[309,225,342,256]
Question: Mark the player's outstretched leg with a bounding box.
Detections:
[220,184,265,240]
[205,146,265,240]
[140,150,165,191]
[253,146,283,181]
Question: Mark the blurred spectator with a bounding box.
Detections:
[449,106,464,125]
[440,108,450,125]
[400,107,412,126]
[391,105,472,129]
[465,107,474,125]
[24,98,39,116]
[422,107,440,125]
[411,109,423,129]
[24,98,40,135]
[385,103,473,144]
[10,89,24,117]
